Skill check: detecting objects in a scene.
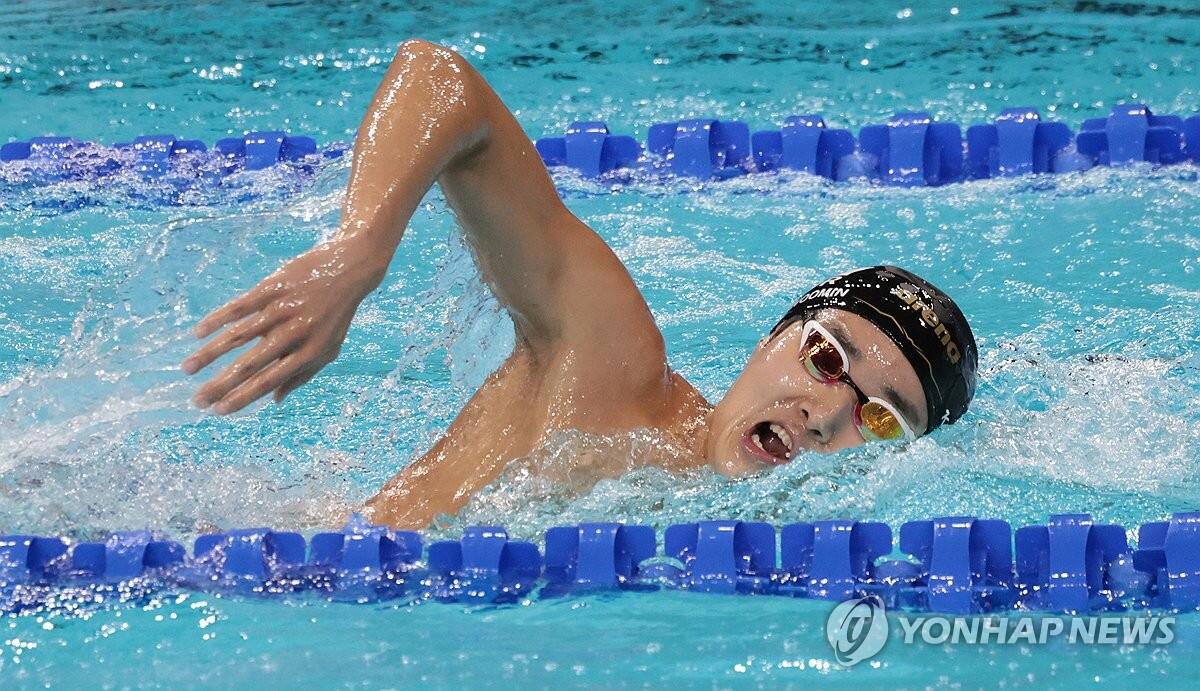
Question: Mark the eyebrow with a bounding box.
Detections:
[825,321,923,430]
[825,322,863,360]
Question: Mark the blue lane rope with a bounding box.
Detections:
[3,511,1199,614]
[0,131,345,189]
[4,102,1200,198]
[0,131,343,171]
[535,102,1200,183]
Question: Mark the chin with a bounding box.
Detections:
[706,397,774,476]
[710,455,743,477]
[703,428,756,477]
[701,424,733,476]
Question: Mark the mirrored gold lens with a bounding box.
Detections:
[858,401,904,441]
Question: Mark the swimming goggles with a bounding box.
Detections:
[799,320,917,442]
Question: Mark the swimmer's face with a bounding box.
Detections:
[705,308,929,476]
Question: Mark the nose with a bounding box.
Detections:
[799,386,857,444]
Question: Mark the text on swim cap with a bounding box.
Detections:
[890,286,962,365]
[801,287,850,301]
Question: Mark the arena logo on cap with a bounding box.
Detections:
[890,284,961,364]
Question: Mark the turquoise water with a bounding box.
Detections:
[3,0,1200,687]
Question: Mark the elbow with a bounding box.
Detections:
[392,39,472,81]
[396,37,452,57]
[386,38,481,119]
[385,39,490,159]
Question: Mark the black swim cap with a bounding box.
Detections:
[769,266,978,434]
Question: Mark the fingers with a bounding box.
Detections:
[192,328,302,408]
[182,309,284,375]
[209,352,305,415]
[273,366,320,402]
[193,280,281,339]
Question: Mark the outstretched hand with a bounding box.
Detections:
[182,239,386,415]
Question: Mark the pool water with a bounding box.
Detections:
[3,0,1200,687]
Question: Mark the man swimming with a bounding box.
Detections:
[181,40,978,529]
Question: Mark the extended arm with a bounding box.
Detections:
[182,39,662,413]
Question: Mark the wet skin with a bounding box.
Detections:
[181,40,928,529]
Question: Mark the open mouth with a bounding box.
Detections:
[742,420,795,465]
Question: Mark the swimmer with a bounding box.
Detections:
[181,40,978,529]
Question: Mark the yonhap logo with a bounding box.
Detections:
[823,595,1175,666]
[825,595,888,666]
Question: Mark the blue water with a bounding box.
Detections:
[3,0,1200,687]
